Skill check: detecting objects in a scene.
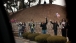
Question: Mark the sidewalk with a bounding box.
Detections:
[15,36,38,43]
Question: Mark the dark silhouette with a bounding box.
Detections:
[50,20,59,35]
[60,19,67,37]
[40,17,48,34]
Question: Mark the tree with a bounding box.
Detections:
[13,0,18,11]
[38,0,41,5]
[28,0,36,7]
[49,0,55,4]
[28,0,31,7]
[7,1,14,14]
[44,2,46,4]
[22,0,25,8]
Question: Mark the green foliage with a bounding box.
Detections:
[22,32,32,39]
[47,36,67,43]
[27,33,40,41]
[35,34,50,43]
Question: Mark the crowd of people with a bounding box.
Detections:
[12,17,69,39]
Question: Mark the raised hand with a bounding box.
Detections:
[45,17,47,19]
[50,20,52,22]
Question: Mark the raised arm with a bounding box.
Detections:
[45,17,48,24]
[57,23,59,27]
[40,22,42,27]
[50,20,53,24]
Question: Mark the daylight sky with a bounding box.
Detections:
[4,0,66,12]
[24,0,66,6]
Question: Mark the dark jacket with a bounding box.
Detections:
[50,21,59,30]
[40,18,48,30]
[22,24,26,31]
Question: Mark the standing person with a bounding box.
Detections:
[29,19,35,33]
[22,22,26,34]
[40,17,48,34]
[17,22,23,38]
[60,19,67,37]
[50,20,59,35]
[66,22,70,42]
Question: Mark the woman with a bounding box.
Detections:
[60,19,67,37]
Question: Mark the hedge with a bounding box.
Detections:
[47,36,67,43]
[35,34,50,43]
[27,33,40,41]
[22,32,32,39]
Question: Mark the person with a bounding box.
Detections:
[29,19,35,33]
[60,19,67,37]
[21,22,26,34]
[66,21,70,42]
[17,22,23,38]
[66,22,71,42]
[50,20,59,35]
[40,17,48,34]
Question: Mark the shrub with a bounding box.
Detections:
[47,36,67,43]
[22,32,32,39]
[35,34,50,43]
[27,33,40,41]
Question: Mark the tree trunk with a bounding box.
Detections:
[7,3,14,14]
[22,0,25,8]
[38,0,41,5]
[49,0,52,4]
[28,0,30,7]
[44,1,46,4]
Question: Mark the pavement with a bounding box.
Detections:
[15,36,38,43]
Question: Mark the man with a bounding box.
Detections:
[22,22,26,34]
[29,19,35,33]
[40,17,48,34]
[50,20,59,35]
[17,22,23,38]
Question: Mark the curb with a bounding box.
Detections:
[14,36,30,42]
[14,36,38,43]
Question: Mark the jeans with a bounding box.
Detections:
[42,30,47,34]
[18,31,22,38]
[54,30,57,35]
[30,28,34,33]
